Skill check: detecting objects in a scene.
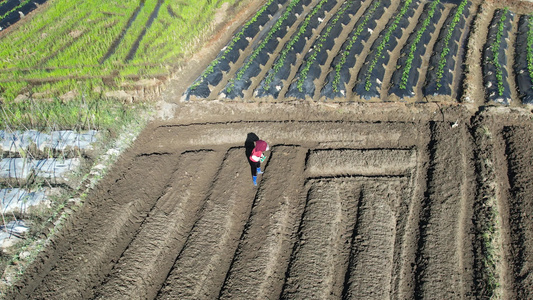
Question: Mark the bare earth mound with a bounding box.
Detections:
[3,0,533,299]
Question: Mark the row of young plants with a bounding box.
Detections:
[288,0,361,98]
[0,0,236,101]
[320,0,387,98]
[354,0,417,99]
[482,8,513,105]
[0,0,32,24]
[423,0,470,97]
[514,15,533,105]
[388,0,443,99]
[223,0,307,98]
[184,0,285,99]
[258,0,336,98]
[131,0,221,65]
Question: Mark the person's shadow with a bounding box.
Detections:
[245,132,259,176]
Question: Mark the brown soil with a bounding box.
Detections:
[3,0,533,299]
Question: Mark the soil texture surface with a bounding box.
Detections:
[4,0,533,299]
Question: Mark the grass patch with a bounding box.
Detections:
[1,96,146,132]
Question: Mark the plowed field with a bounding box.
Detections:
[4,0,533,299]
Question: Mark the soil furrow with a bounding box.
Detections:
[282,179,359,299]
[503,126,533,298]
[343,179,406,299]
[306,148,416,177]
[17,153,179,299]
[219,146,306,299]
[415,121,470,299]
[395,123,429,300]
[155,148,257,300]
[93,150,222,300]
[143,121,419,153]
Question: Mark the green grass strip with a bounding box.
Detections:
[0,92,145,131]
[434,0,468,90]
[297,0,353,92]
[491,8,508,96]
[527,16,533,86]
[364,0,412,91]
[190,0,276,90]
[399,0,440,90]
[264,0,329,89]
[332,0,380,93]
[226,0,301,93]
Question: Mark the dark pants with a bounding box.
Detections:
[250,160,260,176]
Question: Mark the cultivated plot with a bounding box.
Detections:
[6,113,532,299]
[184,0,533,106]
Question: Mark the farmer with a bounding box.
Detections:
[249,139,269,186]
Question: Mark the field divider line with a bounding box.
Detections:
[278,0,346,100]
[457,122,476,296]
[342,180,406,299]
[93,150,223,300]
[414,122,469,298]
[282,178,360,299]
[493,124,512,298]
[155,148,259,299]
[20,153,180,298]
[395,123,430,299]
[219,146,307,299]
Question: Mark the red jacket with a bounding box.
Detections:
[250,140,268,162]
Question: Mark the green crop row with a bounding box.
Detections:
[147,0,227,64]
[263,0,329,89]
[0,0,236,101]
[491,8,508,96]
[226,0,301,93]
[190,0,276,90]
[105,0,162,64]
[364,0,412,91]
[332,0,380,93]
[399,0,440,90]
[0,0,32,23]
[434,0,468,90]
[527,15,533,88]
[297,0,353,92]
